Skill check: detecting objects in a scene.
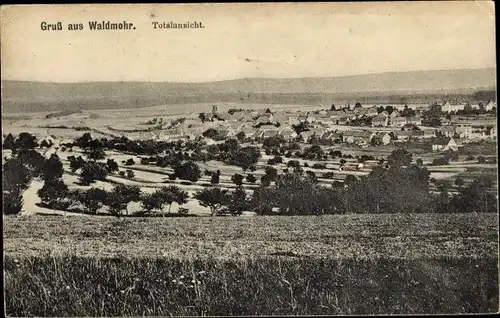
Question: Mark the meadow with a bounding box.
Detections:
[3,213,499,316]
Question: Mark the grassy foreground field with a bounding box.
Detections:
[4,213,499,316]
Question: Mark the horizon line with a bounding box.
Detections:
[1,66,496,85]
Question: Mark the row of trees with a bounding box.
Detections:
[3,146,65,214]
[193,148,497,215]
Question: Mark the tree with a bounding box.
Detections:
[3,187,24,215]
[231,173,244,186]
[330,104,336,111]
[236,131,246,142]
[265,108,272,113]
[246,174,256,184]
[454,177,465,189]
[141,192,163,214]
[202,128,218,139]
[3,157,32,191]
[264,166,278,181]
[210,172,220,185]
[451,179,497,213]
[416,158,424,166]
[76,133,93,149]
[306,170,318,183]
[69,155,86,172]
[387,148,412,168]
[273,156,283,164]
[263,136,283,149]
[198,112,206,123]
[157,185,188,215]
[37,179,70,209]
[255,173,342,215]
[287,160,300,168]
[42,154,64,182]
[106,159,119,173]
[105,184,142,216]
[85,147,106,161]
[260,174,272,187]
[3,133,16,150]
[80,188,107,214]
[40,139,53,148]
[221,138,240,153]
[229,186,248,215]
[15,132,38,149]
[344,174,357,186]
[477,156,486,164]
[126,169,135,179]
[227,147,261,171]
[79,162,108,185]
[194,187,231,216]
[125,158,135,166]
[16,149,44,178]
[174,161,201,182]
[354,102,362,109]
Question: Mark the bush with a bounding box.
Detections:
[312,163,327,169]
[210,173,220,185]
[264,166,278,181]
[466,155,475,161]
[179,181,192,186]
[322,172,335,179]
[125,158,135,166]
[178,207,189,214]
[119,171,125,176]
[287,160,300,168]
[432,157,450,166]
[477,156,486,164]
[231,173,244,186]
[246,174,257,184]
[126,170,135,179]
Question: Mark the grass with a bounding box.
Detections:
[4,255,498,316]
[4,211,499,316]
[4,214,498,259]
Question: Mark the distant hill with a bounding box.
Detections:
[1,68,495,113]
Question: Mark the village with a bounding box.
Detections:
[114,100,497,154]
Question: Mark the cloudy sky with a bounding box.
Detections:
[1,2,495,82]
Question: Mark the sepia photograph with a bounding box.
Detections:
[1,2,498,316]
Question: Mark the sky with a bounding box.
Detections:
[0,2,496,83]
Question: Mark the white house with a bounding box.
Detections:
[432,137,458,152]
[485,101,496,111]
[442,101,465,113]
[390,116,407,127]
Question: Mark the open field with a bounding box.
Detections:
[3,213,499,316]
[4,214,498,259]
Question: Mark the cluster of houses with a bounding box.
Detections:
[129,101,496,153]
[371,110,422,127]
[441,100,496,113]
